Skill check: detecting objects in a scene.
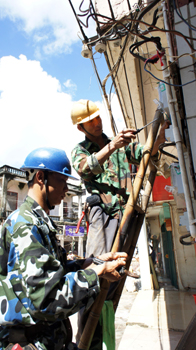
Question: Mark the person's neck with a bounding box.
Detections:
[87,133,105,149]
[28,188,49,214]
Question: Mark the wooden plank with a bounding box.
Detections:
[149,256,159,290]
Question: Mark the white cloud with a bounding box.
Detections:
[0,0,96,56]
[63,79,77,95]
[0,54,83,173]
[0,55,125,179]
[97,94,126,136]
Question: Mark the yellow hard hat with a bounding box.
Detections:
[71,99,100,125]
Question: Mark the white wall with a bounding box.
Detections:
[6,178,76,220]
[7,179,28,208]
[171,204,196,289]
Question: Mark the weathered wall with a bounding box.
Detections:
[175,3,196,172]
[171,203,196,289]
[7,179,28,208]
[5,178,74,219]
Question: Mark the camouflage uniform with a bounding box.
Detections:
[71,133,144,256]
[0,196,100,350]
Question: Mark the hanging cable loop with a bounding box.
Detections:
[180,233,195,245]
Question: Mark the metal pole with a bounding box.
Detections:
[78,194,83,258]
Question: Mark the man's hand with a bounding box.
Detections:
[110,129,136,150]
[157,120,171,143]
[86,252,128,282]
[95,129,136,166]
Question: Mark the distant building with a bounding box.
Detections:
[0,164,87,256]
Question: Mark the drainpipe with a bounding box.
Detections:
[78,194,84,258]
[161,1,196,238]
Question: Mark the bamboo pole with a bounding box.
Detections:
[113,162,157,311]
[78,109,163,350]
[111,109,163,253]
[113,211,145,311]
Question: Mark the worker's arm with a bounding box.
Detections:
[96,121,170,164]
[95,129,136,166]
[71,129,137,180]
[72,122,170,179]
[151,120,170,156]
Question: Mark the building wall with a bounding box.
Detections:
[171,203,196,289]
[175,3,196,172]
[6,179,27,208]
[148,216,161,239]
[94,0,196,289]
[0,178,2,207]
[2,178,78,221]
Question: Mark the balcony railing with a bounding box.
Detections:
[0,165,26,178]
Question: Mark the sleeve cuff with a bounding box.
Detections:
[87,153,103,175]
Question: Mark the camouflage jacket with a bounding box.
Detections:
[71,133,144,218]
[0,196,100,350]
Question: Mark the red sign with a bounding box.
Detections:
[152,176,174,202]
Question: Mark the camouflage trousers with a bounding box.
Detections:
[86,206,120,257]
[82,207,122,349]
[1,319,75,350]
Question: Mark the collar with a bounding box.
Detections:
[25,196,56,230]
[84,133,111,149]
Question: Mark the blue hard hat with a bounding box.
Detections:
[21,147,78,180]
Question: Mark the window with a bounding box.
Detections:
[63,202,68,217]
[7,191,18,211]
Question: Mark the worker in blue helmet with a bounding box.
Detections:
[0,147,127,350]
[20,147,78,211]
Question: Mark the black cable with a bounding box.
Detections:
[90,0,101,35]
[159,142,178,161]
[135,0,160,33]
[148,8,159,31]
[126,0,131,12]
[180,233,195,245]
[159,149,178,160]
[129,36,162,62]
[79,0,90,15]
[74,4,196,53]
[107,0,115,20]
[68,0,88,42]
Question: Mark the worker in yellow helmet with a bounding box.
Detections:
[71,99,169,257]
[71,99,169,350]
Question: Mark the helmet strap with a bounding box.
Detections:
[81,124,95,138]
[44,171,55,211]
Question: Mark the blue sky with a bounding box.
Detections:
[0,0,122,175]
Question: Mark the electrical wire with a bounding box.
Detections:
[79,0,91,15]
[159,142,178,160]
[105,32,137,130]
[70,0,196,53]
[144,60,196,87]
[104,48,127,130]
[153,51,196,72]
[129,36,163,62]
[173,0,196,32]
[134,0,160,33]
[70,0,196,118]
